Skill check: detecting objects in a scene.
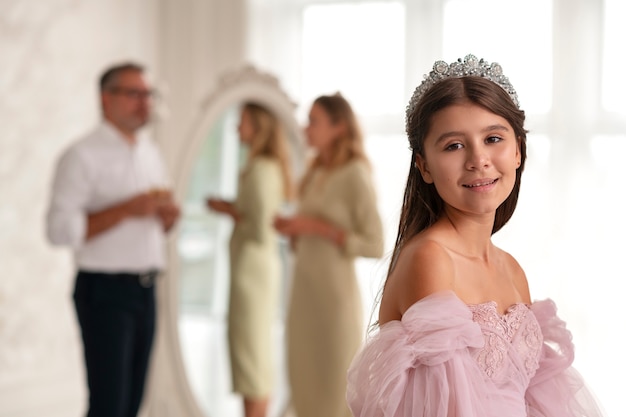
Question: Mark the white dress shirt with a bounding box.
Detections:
[47,121,170,272]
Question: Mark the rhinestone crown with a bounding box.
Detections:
[406,54,520,125]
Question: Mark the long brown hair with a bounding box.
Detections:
[242,102,294,200]
[388,76,528,275]
[299,93,369,194]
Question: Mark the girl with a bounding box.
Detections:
[346,55,604,417]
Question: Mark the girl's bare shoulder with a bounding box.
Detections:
[380,235,456,321]
[494,246,531,303]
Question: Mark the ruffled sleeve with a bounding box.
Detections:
[347,291,495,417]
[526,300,605,417]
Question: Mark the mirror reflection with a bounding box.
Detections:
[176,103,296,417]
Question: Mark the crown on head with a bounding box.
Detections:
[406,54,520,123]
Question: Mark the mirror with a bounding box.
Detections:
[165,66,305,417]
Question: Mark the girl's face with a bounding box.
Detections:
[305,103,343,152]
[238,108,256,145]
[416,102,521,217]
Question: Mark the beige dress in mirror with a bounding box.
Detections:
[287,159,384,417]
[228,156,284,398]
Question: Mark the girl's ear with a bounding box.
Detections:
[415,154,434,184]
[515,138,522,167]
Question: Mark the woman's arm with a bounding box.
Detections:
[341,162,384,258]
[274,215,345,246]
[206,198,240,222]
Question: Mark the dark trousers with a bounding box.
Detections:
[73,271,157,417]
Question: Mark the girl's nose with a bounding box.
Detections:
[465,145,490,170]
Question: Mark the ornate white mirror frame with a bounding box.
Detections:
[148,65,304,417]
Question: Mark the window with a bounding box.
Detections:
[443,0,553,114]
[301,2,405,117]
[602,0,626,114]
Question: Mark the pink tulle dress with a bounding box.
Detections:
[346,291,605,417]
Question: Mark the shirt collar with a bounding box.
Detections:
[99,120,151,148]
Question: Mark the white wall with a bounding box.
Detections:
[0,1,160,415]
[0,0,252,416]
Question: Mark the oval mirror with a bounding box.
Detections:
[160,66,304,417]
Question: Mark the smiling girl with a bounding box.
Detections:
[346,55,604,417]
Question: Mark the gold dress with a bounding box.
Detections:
[287,159,384,417]
[228,157,284,397]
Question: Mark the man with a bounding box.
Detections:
[46,62,179,417]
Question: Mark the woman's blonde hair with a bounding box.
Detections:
[242,102,294,200]
[299,93,369,194]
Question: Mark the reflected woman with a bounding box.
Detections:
[207,102,293,417]
[274,93,384,417]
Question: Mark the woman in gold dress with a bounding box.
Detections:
[274,93,384,417]
[207,102,293,417]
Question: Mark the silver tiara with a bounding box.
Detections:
[406,54,520,121]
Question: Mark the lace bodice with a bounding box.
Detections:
[468,301,542,380]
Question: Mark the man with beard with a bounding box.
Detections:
[46,62,179,417]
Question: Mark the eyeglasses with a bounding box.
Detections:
[106,87,159,100]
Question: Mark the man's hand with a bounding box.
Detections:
[126,192,162,217]
[151,189,180,232]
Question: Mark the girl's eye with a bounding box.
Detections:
[444,142,463,151]
[486,135,503,144]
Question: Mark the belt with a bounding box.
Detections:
[79,270,160,288]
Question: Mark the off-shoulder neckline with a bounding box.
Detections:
[397,290,530,322]
[466,300,530,319]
